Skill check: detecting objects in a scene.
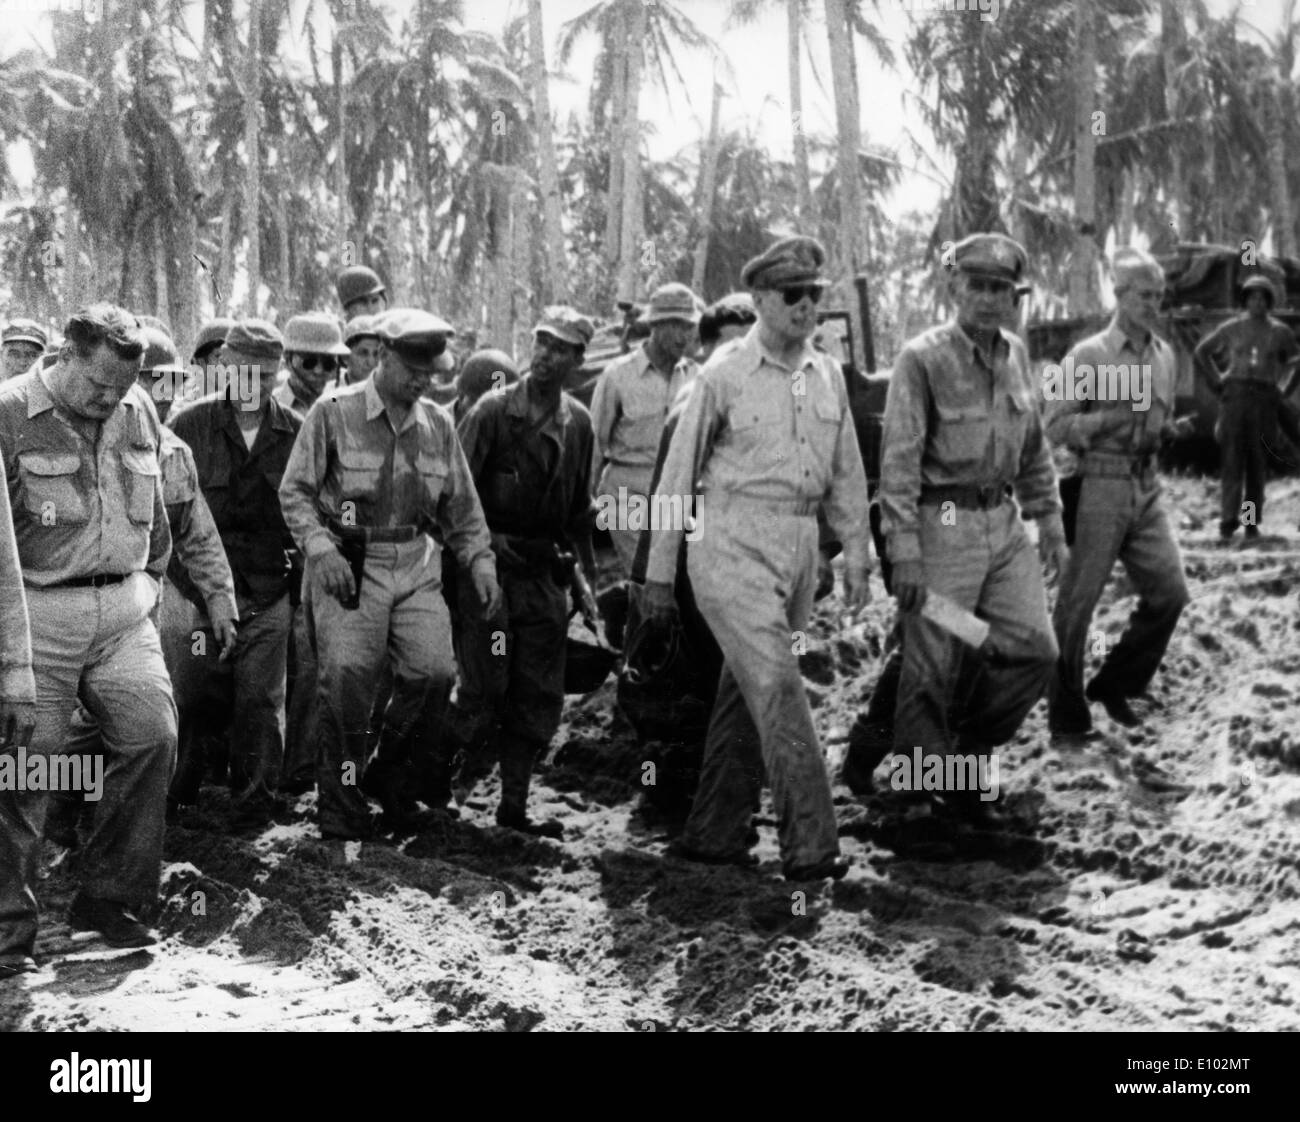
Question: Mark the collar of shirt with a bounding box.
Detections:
[1104,318,1153,360]
[504,375,572,439]
[635,341,693,381]
[950,322,1012,371]
[747,324,819,376]
[363,374,438,438]
[219,397,292,446]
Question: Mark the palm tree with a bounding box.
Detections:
[528,0,568,302]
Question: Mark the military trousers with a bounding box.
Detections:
[453,566,567,817]
[598,462,655,578]
[309,538,455,838]
[894,502,1058,762]
[0,573,176,966]
[1218,381,1279,531]
[682,501,839,870]
[281,600,320,790]
[1049,470,1189,731]
[163,589,291,808]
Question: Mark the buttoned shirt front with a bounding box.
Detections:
[1045,318,1177,461]
[0,366,170,588]
[158,424,237,622]
[457,377,598,547]
[1198,313,1300,391]
[279,377,494,574]
[169,394,301,611]
[644,325,870,585]
[880,322,1060,565]
[590,344,697,475]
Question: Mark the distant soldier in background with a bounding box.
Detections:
[696,292,756,364]
[343,315,382,387]
[1194,273,1300,541]
[454,348,519,424]
[591,283,700,575]
[336,265,389,321]
[191,318,235,368]
[1,319,48,382]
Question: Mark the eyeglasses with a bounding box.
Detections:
[295,354,338,373]
[781,286,825,306]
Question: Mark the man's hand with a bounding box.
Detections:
[0,701,36,751]
[1162,415,1197,441]
[577,567,601,627]
[814,550,835,601]
[842,567,871,614]
[490,533,527,569]
[472,566,502,619]
[1038,526,1070,584]
[315,548,356,605]
[892,560,926,613]
[212,609,238,662]
[641,579,677,627]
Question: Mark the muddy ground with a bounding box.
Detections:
[3,474,1298,1032]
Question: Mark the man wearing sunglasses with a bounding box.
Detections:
[280,309,500,840]
[641,236,872,882]
[168,319,303,831]
[272,313,351,417]
[880,233,1065,827]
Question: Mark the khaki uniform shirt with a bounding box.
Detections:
[880,323,1060,565]
[0,366,171,588]
[158,424,237,622]
[279,377,494,575]
[1045,319,1177,463]
[590,345,696,476]
[0,454,34,702]
[644,326,871,585]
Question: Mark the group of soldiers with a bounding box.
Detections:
[0,228,1288,976]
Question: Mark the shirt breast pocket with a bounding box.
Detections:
[121,448,161,525]
[933,402,992,469]
[728,395,785,464]
[417,453,448,514]
[17,452,88,526]
[337,449,384,501]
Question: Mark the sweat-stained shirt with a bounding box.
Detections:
[0,454,34,702]
[643,325,871,586]
[278,376,494,578]
[1044,318,1177,464]
[880,322,1060,566]
[0,366,171,588]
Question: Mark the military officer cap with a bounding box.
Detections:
[284,312,350,356]
[1111,246,1164,291]
[534,306,595,348]
[193,317,234,360]
[644,282,702,325]
[141,326,185,373]
[741,235,830,290]
[376,307,456,372]
[1238,273,1277,307]
[223,319,285,363]
[336,265,386,308]
[948,233,1027,283]
[344,314,380,345]
[2,318,49,350]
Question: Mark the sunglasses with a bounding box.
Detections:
[295,354,339,373]
[781,285,825,306]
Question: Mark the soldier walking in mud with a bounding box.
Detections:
[880,234,1065,826]
[642,237,871,880]
[1194,273,1300,542]
[279,310,500,839]
[1046,249,1192,736]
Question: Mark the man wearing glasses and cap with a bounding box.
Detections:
[880,233,1065,826]
[280,309,500,840]
[590,282,700,576]
[2,319,49,382]
[642,237,871,881]
[272,313,352,418]
[168,320,302,829]
[0,304,175,961]
[453,307,601,839]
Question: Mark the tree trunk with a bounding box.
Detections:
[528,0,567,303]
[1117,165,1136,247]
[615,0,646,301]
[187,0,211,342]
[1160,0,1185,237]
[824,0,863,366]
[277,189,291,320]
[511,172,532,360]
[604,1,628,268]
[244,0,262,315]
[333,25,349,257]
[488,171,513,349]
[1069,0,1099,315]
[1266,78,1297,258]
[217,176,236,315]
[788,0,814,223]
[692,77,723,297]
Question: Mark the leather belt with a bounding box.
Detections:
[1082,451,1155,478]
[709,493,819,516]
[36,572,130,589]
[328,519,419,544]
[919,483,1011,510]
